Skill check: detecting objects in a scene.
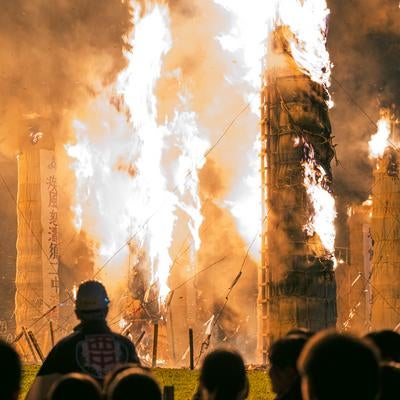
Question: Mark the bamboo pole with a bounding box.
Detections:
[135,331,146,347]
[152,322,159,368]
[22,327,38,363]
[28,330,44,362]
[189,328,194,370]
[13,331,24,344]
[49,321,55,348]
[163,386,174,400]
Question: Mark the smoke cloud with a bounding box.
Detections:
[329,0,400,205]
[0,1,133,302]
[163,0,260,357]
[0,0,131,139]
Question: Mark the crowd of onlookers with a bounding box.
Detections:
[0,281,399,399]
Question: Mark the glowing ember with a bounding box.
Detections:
[368,115,391,158]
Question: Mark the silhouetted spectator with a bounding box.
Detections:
[286,328,314,339]
[365,330,400,363]
[103,363,143,395]
[27,281,140,400]
[105,366,162,400]
[298,330,380,400]
[48,372,102,400]
[380,363,400,400]
[198,348,248,400]
[0,339,21,400]
[269,335,307,400]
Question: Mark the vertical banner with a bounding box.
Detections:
[40,150,60,319]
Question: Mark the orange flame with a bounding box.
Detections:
[66,0,337,305]
[215,0,335,255]
[66,2,207,302]
[368,115,391,159]
[302,146,336,257]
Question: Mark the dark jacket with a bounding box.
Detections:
[37,320,140,382]
[275,381,302,400]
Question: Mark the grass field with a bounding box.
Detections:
[21,365,274,400]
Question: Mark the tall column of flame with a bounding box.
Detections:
[281,0,336,260]
[216,0,337,361]
[214,0,336,259]
[66,1,207,304]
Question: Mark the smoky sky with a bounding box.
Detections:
[0,0,134,301]
[0,0,132,152]
[328,0,400,204]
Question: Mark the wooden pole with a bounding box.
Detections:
[189,328,194,370]
[15,335,28,362]
[122,322,133,337]
[28,330,45,362]
[49,321,55,348]
[167,308,176,364]
[22,327,38,363]
[13,331,24,344]
[135,331,146,347]
[163,386,175,400]
[152,322,159,368]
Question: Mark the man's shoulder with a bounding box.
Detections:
[109,331,139,363]
[37,331,81,376]
[53,330,82,349]
[110,331,135,348]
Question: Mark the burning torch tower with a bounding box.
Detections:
[370,108,400,331]
[15,118,60,356]
[259,28,336,362]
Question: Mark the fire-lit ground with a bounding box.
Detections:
[20,365,273,400]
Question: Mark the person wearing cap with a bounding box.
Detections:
[26,280,140,400]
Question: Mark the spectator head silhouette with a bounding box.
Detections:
[0,340,21,400]
[380,363,400,400]
[200,348,248,400]
[103,363,145,395]
[286,328,314,339]
[106,366,162,400]
[48,372,102,400]
[269,335,307,398]
[365,330,400,363]
[298,331,380,400]
[75,280,110,321]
